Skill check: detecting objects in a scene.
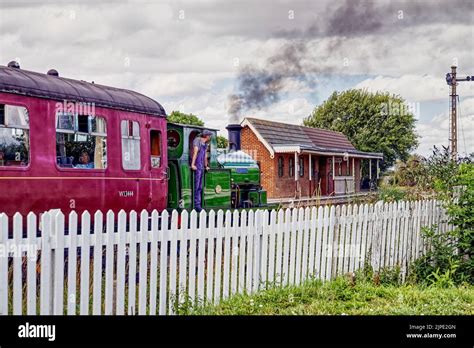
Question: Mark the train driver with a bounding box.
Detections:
[191,130,212,212]
[75,151,94,169]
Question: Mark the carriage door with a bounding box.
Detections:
[149,129,166,209]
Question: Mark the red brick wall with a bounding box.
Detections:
[272,154,322,198]
[240,126,276,197]
[274,153,298,198]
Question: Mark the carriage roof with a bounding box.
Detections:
[0,65,166,117]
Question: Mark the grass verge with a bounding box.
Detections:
[184,276,474,315]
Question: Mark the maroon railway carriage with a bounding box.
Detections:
[0,62,168,217]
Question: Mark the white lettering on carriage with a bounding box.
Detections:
[119,191,134,197]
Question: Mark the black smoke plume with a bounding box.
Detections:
[227,0,473,122]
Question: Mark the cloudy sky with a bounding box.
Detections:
[1,0,473,156]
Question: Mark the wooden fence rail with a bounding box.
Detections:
[0,199,450,315]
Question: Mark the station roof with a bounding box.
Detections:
[241,117,383,159]
[0,65,166,117]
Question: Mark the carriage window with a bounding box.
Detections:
[0,104,30,167]
[150,130,161,168]
[0,104,5,125]
[56,113,107,169]
[121,120,141,170]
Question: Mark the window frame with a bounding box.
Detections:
[149,129,162,169]
[312,158,318,181]
[120,119,142,171]
[288,157,294,177]
[0,102,31,170]
[299,157,304,177]
[55,112,108,172]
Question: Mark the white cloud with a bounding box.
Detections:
[249,97,314,125]
[416,97,474,157]
[162,89,231,136]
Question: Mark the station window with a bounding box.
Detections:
[288,157,294,177]
[56,113,107,169]
[0,104,30,167]
[299,157,304,177]
[277,156,284,177]
[121,120,141,170]
[150,130,161,168]
[311,159,317,180]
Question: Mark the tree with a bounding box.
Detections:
[168,110,204,126]
[217,136,228,149]
[303,89,418,170]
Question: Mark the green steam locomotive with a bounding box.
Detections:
[166,122,268,211]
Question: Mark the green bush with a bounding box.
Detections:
[447,163,474,267]
[409,163,474,286]
[409,227,465,286]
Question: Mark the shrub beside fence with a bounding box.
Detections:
[0,199,450,315]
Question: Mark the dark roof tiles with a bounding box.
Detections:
[245,117,355,151]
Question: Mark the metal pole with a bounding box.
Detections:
[332,156,335,177]
[332,156,335,194]
[446,66,474,160]
[309,154,312,198]
[309,154,312,181]
[450,65,457,160]
[352,157,355,193]
[369,159,372,180]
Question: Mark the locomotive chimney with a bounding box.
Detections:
[226,123,242,152]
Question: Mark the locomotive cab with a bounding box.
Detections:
[166,123,231,211]
[166,122,267,211]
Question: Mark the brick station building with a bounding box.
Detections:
[238,117,383,201]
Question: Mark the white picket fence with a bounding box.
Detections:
[0,199,450,315]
